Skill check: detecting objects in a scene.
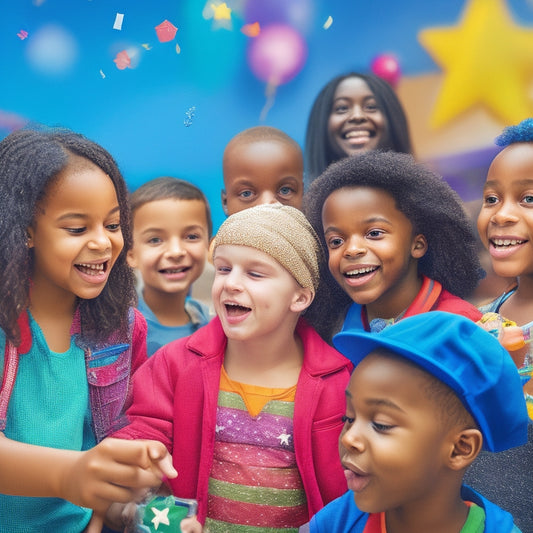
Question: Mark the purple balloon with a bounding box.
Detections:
[247,24,307,86]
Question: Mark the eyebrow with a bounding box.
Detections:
[345,389,406,413]
[324,216,392,233]
[56,206,120,222]
[484,179,533,188]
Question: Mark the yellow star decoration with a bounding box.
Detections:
[418,0,533,128]
[212,2,232,21]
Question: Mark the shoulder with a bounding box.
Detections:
[310,491,367,533]
[434,290,482,321]
[298,318,353,376]
[185,297,211,326]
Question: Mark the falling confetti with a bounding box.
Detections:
[184,106,196,127]
[113,50,131,70]
[175,43,181,54]
[241,22,260,37]
[212,2,231,20]
[141,43,152,50]
[113,13,124,30]
[155,20,178,42]
[99,69,106,78]
[17,30,28,40]
[323,16,333,30]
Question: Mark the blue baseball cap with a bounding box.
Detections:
[333,311,528,452]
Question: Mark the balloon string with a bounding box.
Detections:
[259,81,277,121]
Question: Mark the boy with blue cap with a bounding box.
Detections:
[308,311,528,533]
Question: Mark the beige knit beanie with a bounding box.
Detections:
[213,204,322,293]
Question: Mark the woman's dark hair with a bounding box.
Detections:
[0,127,135,346]
[304,151,483,342]
[304,72,413,186]
[130,176,213,239]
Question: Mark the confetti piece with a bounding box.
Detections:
[155,20,178,42]
[184,106,196,127]
[141,43,152,50]
[113,50,131,70]
[175,43,181,54]
[212,2,231,20]
[241,22,260,37]
[17,30,28,40]
[323,16,333,30]
[99,69,106,78]
[113,13,124,30]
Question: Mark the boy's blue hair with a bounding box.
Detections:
[495,118,533,146]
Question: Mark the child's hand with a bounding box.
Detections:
[59,438,177,515]
[180,516,203,533]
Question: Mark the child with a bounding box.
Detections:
[463,119,533,532]
[304,72,413,187]
[111,204,353,532]
[308,311,528,533]
[303,150,483,343]
[128,177,212,356]
[0,128,176,533]
[221,126,304,215]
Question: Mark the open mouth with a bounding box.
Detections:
[490,238,527,248]
[160,266,190,274]
[75,261,107,275]
[344,266,379,278]
[225,302,251,316]
[343,130,373,140]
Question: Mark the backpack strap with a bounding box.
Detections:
[0,342,19,432]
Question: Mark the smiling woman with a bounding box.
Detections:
[304,72,413,187]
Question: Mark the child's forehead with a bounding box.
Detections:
[133,197,209,226]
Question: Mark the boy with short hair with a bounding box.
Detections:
[127,177,212,356]
[308,311,528,533]
[221,126,304,215]
[111,204,352,532]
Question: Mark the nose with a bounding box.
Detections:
[88,227,112,251]
[348,104,366,122]
[340,420,365,453]
[165,237,185,258]
[344,235,366,258]
[223,268,244,292]
[257,192,282,206]
[490,200,520,226]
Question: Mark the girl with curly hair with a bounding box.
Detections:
[0,128,176,532]
[303,150,483,343]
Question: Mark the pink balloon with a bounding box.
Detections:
[371,54,401,88]
[247,24,307,86]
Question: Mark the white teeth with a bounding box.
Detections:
[345,131,369,139]
[346,266,377,276]
[78,263,104,270]
[493,239,525,247]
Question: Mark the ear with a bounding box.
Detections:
[221,190,228,216]
[290,287,314,313]
[126,249,137,269]
[411,233,427,259]
[447,428,483,471]
[26,227,34,249]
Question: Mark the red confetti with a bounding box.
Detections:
[155,20,178,42]
[113,50,131,70]
[17,30,28,40]
[241,22,260,37]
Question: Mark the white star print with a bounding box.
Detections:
[151,506,170,530]
[215,424,226,433]
[278,432,291,446]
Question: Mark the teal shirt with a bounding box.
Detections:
[0,314,96,532]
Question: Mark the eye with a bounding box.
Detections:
[278,185,294,197]
[372,421,393,432]
[215,265,231,274]
[332,104,349,114]
[147,237,162,245]
[327,236,344,249]
[106,223,121,232]
[367,229,384,239]
[483,194,498,206]
[364,101,379,112]
[521,194,533,205]
[65,227,86,234]
[341,415,355,425]
[186,233,201,241]
[238,190,254,199]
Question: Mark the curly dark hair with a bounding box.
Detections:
[303,151,483,342]
[0,127,136,346]
[304,72,413,187]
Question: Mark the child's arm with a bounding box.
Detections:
[0,433,176,514]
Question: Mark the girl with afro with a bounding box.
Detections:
[303,150,483,343]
